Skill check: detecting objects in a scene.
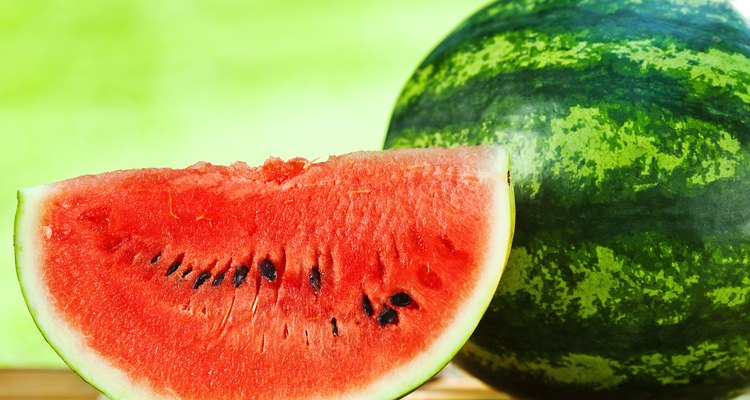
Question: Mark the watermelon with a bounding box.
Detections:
[385,1,750,399]
[13,146,514,400]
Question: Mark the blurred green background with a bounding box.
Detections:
[1,0,488,367]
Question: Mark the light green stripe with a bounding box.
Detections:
[499,246,633,320]
[634,339,750,384]
[496,239,745,321]
[707,277,750,307]
[390,104,744,193]
[547,106,743,189]
[612,40,750,103]
[462,342,628,390]
[397,31,750,110]
[498,246,635,320]
[397,30,601,109]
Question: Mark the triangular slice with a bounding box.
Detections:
[14,146,514,400]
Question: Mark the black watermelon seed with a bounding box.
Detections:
[233,265,249,287]
[165,261,181,276]
[212,272,225,287]
[181,269,193,279]
[362,295,373,317]
[331,318,339,336]
[193,272,211,289]
[389,292,413,307]
[377,306,398,327]
[150,253,162,264]
[309,267,321,292]
[259,259,277,282]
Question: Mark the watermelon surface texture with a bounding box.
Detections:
[385,1,750,399]
[14,147,514,400]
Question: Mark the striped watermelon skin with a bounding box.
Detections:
[385,1,750,399]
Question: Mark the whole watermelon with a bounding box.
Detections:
[385,1,750,399]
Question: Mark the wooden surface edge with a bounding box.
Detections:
[0,364,512,400]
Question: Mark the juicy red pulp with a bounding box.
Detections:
[40,149,495,399]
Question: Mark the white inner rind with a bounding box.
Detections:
[14,147,515,400]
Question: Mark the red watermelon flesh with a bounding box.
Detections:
[14,146,514,400]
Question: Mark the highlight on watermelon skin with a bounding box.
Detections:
[14,146,514,400]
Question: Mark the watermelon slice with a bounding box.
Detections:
[14,146,514,400]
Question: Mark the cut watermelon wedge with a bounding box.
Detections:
[14,146,514,400]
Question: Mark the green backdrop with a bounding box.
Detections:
[1,0,488,367]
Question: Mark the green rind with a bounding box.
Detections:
[386,0,750,399]
[13,191,64,366]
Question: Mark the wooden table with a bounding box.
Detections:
[0,364,513,399]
